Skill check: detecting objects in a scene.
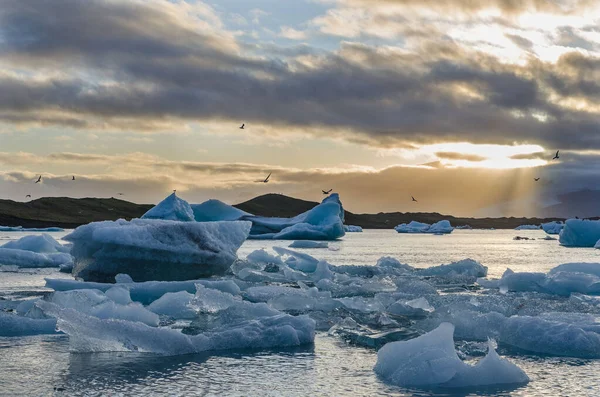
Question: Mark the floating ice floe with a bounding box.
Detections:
[344,225,363,233]
[374,322,529,388]
[0,248,72,269]
[395,220,454,234]
[514,224,540,230]
[2,234,70,254]
[0,312,58,336]
[288,241,329,249]
[455,225,472,230]
[141,192,195,222]
[37,284,315,355]
[45,277,241,305]
[0,226,64,232]
[541,221,564,235]
[64,219,251,282]
[191,199,251,222]
[559,219,600,247]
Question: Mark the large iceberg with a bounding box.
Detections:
[64,219,251,282]
[514,224,540,230]
[191,199,250,222]
[395,220,454,234]
[559,219,600,247]
[242,194,345,240]
[542,221,564,235]
[374,323,529,388]
[141,192,195,222]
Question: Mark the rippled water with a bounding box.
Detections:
[1,229,599,396]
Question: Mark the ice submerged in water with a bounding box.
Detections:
[64,219,251,282]
[395,220,454,234]
[542,221,564,235]
[374,323,529,389]
[344,225,363,232]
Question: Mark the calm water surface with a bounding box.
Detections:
[0,229,599,396]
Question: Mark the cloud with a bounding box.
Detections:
[279,26,308,40]
[435,152,487,162]
[0,0,600,153]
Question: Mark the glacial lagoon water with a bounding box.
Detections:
[1,229,599,396]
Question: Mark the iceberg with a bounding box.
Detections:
[191,199,250,222]
[514,224,540,230]
[242,194,345,240]
[344,225,363,233]
[0,226,64,232]
[497,266,600,296]
[559,219,600,247]
[374,323,529,388]
[64,219,251,282]
[37,285,315,355]
[395,220,454,234]
[0,312,58,336]
[542,221,564,235]
[141,192,195,222]
[0,248,72,268]
[288,241,329,249]
[2,234,70,254]
[45,277,241,305]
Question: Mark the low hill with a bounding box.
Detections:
[0,193,565,229]
[0,197,152,228]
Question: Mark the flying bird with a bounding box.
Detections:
[534,178,540,181]
[240,123,245,129]
[25,195,31,198]
[72,176,75,181]
[411,196,418,202]
[552,150,560,160]
[35,175,41,183]
[257,173,271,183]
[322,189,332,195]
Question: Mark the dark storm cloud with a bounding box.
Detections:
[1,0,600,149]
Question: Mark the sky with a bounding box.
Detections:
[1,0,600,216]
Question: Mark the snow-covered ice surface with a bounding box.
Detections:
[395,220,454,234]
[64,219,251,282]
[2,229,600,396]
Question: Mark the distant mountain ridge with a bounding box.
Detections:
[0,193,572,229]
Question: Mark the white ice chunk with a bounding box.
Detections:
[288,241,329,249]
[417,258,487,278]
[2,233,70,253]
[395,220,454,234]
[343,225,363,232]
[542,221,564,235]
[559,219,600,247]
[273,247,319,273]
[64,219,251,282]
[514,224,540,230]
[147,291,197,319]
[0,248,71,268]
[47,289,159,326]
[191,199,251,222]
[374,322,529,388]
[141,192,195,222]
[387,297,434,317]
[45,278,240,305]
